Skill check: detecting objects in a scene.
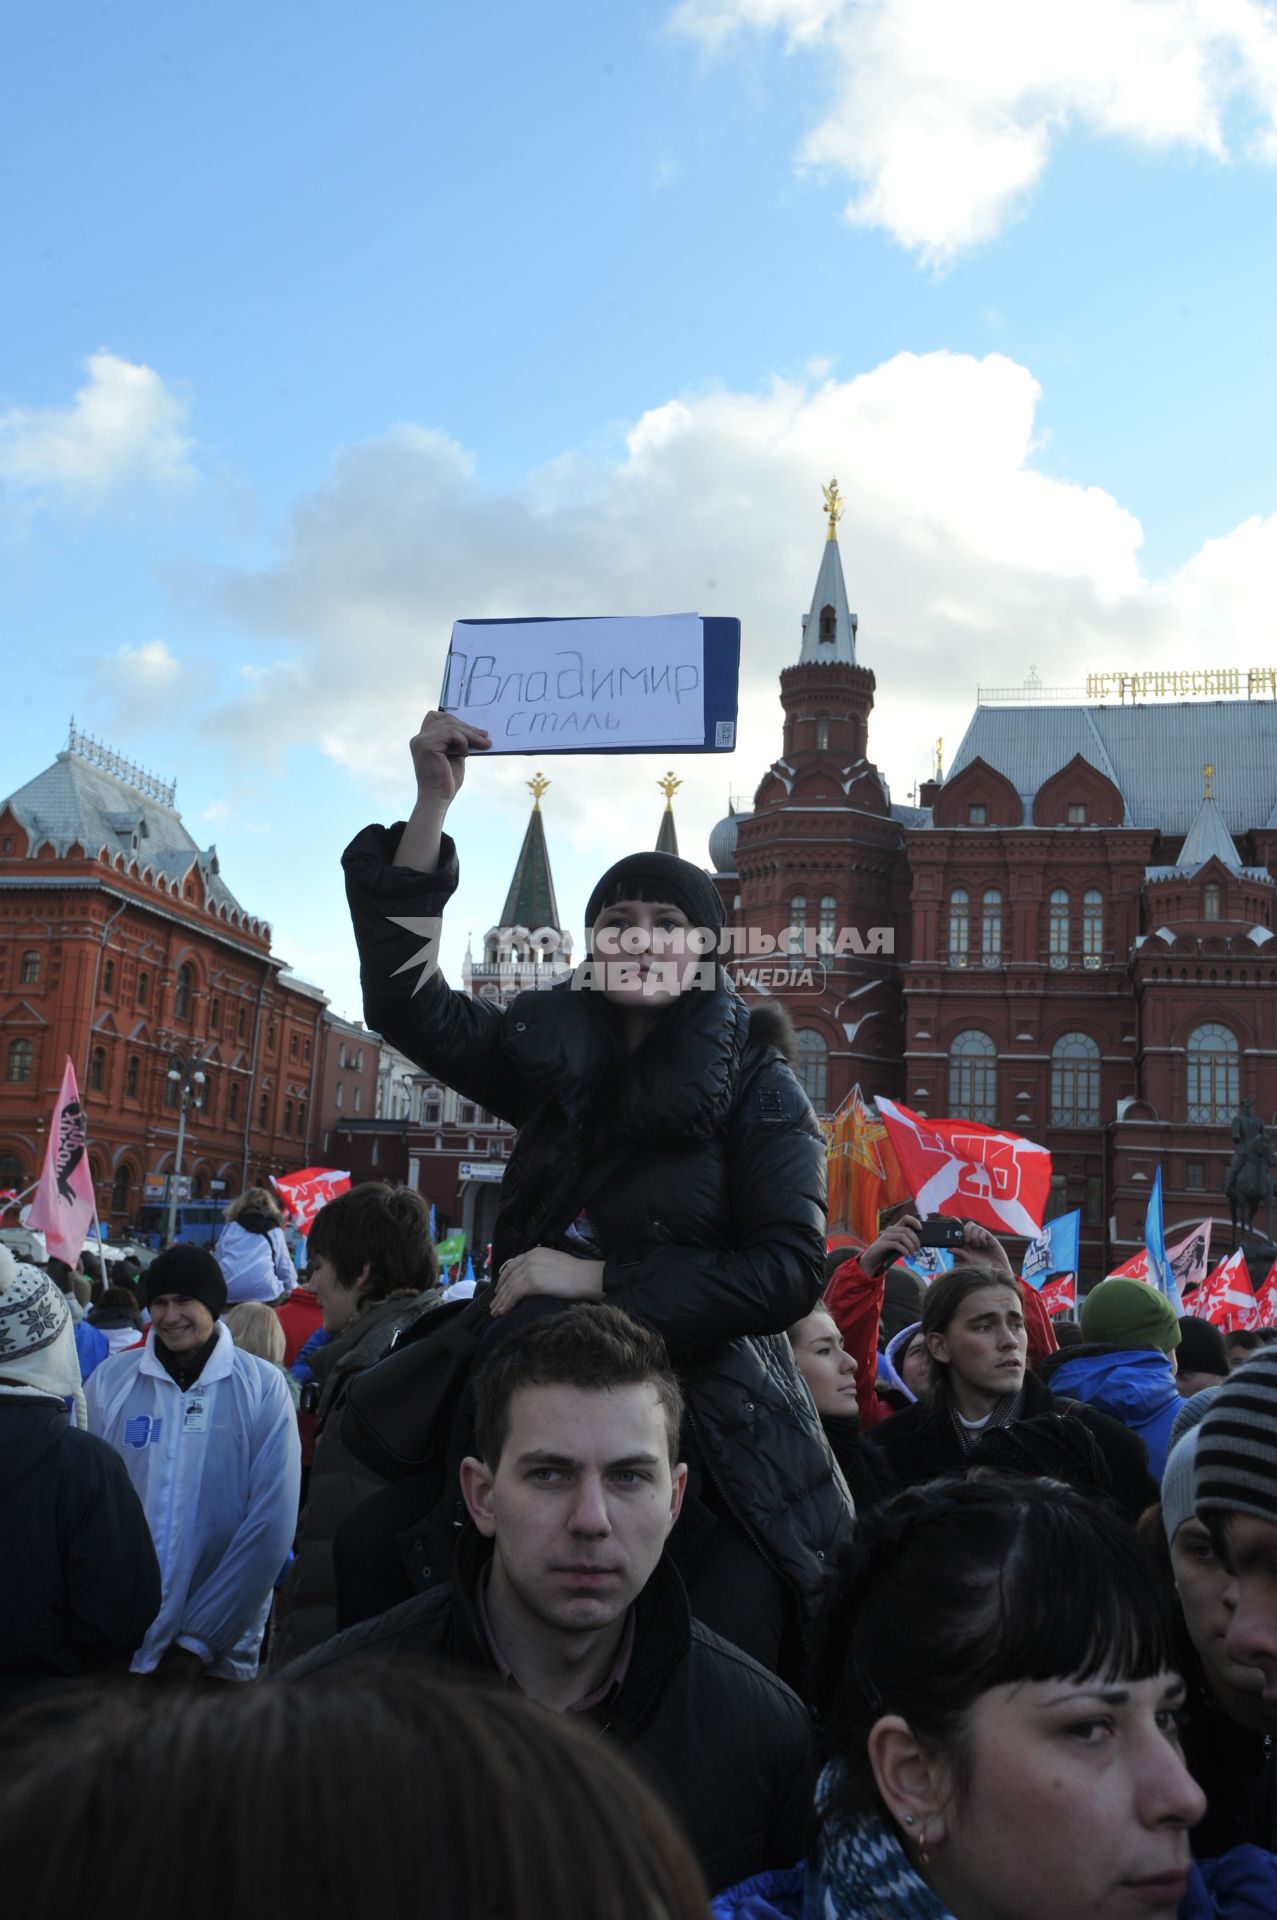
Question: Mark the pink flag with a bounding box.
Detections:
[1039,1272,1077,1316]
[1194,1249,1257,1333]
[1108,1221,1212,1290]
[272,1167,351,1231]
[26,1058,96,1266]
[874,1098,1052,1237]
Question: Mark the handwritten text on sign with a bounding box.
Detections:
[441,614,705,752]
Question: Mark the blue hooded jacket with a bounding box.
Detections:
[1043,1344,1181,1479]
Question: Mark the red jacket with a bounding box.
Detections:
[276,1286,324,1369]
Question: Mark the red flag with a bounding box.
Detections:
[26,1058,96,1266]
[1107,1247,1150,1282]
[272,1167,351,1230]
[1194,1249,1257,1333]
[1254,1260,1277,1332]
[1039,1272,1077,1316]
[874,1098,1051,1237]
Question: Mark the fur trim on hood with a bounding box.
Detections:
[744,997,799,1065]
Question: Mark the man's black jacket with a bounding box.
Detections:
[286,1535,814,1895]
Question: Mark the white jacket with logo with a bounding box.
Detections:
[85,1322,300,1678]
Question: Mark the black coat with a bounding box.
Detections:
[341,826,854,1629]
[864,1369,1159,1519]
[286,1534,814,1895]
[0,1397,161,1708]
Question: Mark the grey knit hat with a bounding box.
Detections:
[1195,1349,1277,1527]
[1162,1428,1202,1544]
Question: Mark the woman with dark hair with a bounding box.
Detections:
[0,1666,712,1920]
[339,711,847,1672]
[85,1284,144,1355]
[804,1479,1205,1920]
[787,1303,896,1513]
[865,1266,1158,1519]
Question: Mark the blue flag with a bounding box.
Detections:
[1145,1169,1184,1314]
[1022,1211,1081,1286]
[428,1202,437,1240]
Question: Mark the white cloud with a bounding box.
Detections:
[669,0,1277,262]
[195,348,1277,871]
[116,638,182,683]
[0,353,197,505]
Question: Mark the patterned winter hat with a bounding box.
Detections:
[1196,1348,1277,1529]
[0,1245,87,1429]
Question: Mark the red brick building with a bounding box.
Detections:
[711,500,1277,1274]
[0,728,328,1228]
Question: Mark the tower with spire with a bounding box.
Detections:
[656,773,681,855]
[462,773,573,1007]
[708,481,924,1111]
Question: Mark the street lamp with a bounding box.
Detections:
[165,1054,210,1246]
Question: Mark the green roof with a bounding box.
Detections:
[499,803,561,930]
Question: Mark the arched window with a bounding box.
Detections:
[1050,1032,1100,1127]
[19,950,39,985]
[296,1101,306,1141]
[818,604,836,645]
[237,1005,247,1039]
[111,1163,133,1213]
[1048,889,1070,967]
[787,894,808,957]
[164,1059,181,1109]
[0,1152,25,1195]
[981,889,1003,966]
[1082,889,1103,967]
[89,1046,106,1092]
[290,1033,299,1060]
[6,1038,33,1084]
[1203,883,1221,922]
[137,970,148,1008]
[819,894,837,951]
[795,1030,828,1111]
[259,1092,269,1128]
[209,997,221,1032]
[814,714,830,751]
[125,1055,139,1098]
[175,964,193,1019]
[948,1030,996,1123]
[229,1081,241,1122]
[948,889,969,966]
[103,959,115,994]
[283,1099,293,1135]
[1186,1024,1239,1124]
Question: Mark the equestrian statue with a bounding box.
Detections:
[1224,1098,1275,1249]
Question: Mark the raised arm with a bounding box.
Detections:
[342,711,536,1125]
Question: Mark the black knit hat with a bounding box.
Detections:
[142,1244,227,1319]
[1176,1314,1229,1380]
[584,852,725,937]
[1196,1348,1277,1527]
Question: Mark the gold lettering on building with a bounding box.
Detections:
[1084,666,1275,702]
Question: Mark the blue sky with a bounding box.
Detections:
[5,0,1277,1019]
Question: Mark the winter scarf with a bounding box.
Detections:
[808,1761,954,1920]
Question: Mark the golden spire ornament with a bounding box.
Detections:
[658,771,682,809]
[528,772,550,810]
[822,477,844,542]
[1203,763,1214,800]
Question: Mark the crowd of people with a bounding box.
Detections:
[4,707,1277,1918]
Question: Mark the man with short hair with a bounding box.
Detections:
[287,1305,812,1894]
[86,1244,300,1680]
[275,1182,442,1659]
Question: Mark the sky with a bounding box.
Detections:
[4,0,1277,1019]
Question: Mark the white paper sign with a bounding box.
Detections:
[441,614,705,752]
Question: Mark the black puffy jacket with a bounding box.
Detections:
[341,825,853,1630]
[0,1397,161,1707]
